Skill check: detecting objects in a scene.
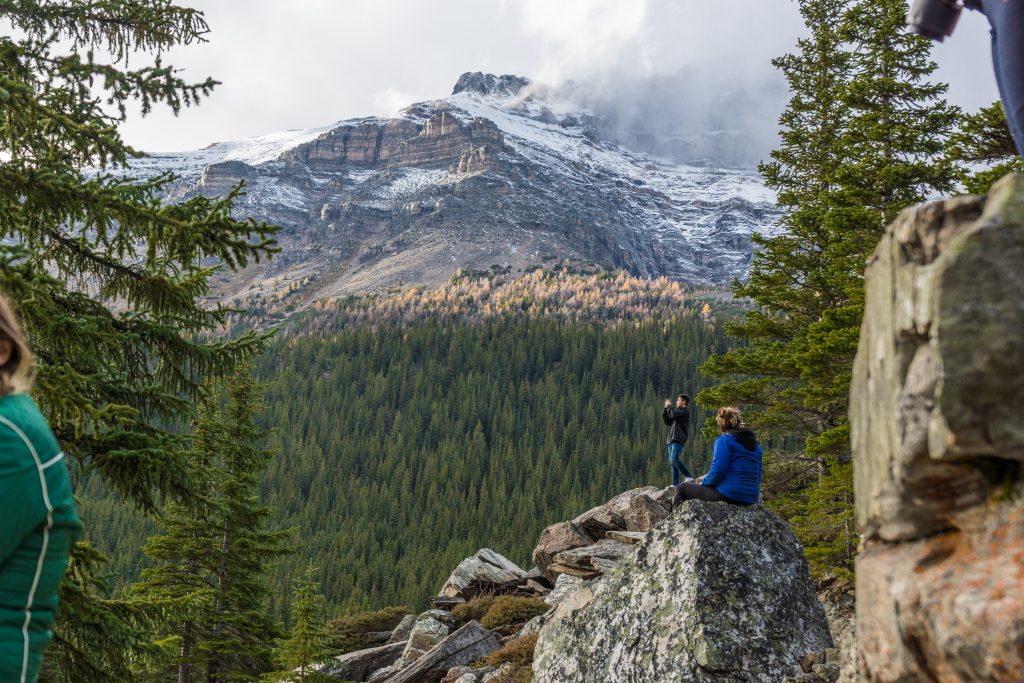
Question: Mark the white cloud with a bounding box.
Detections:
[503,0,652,82]
[113,0,998,154]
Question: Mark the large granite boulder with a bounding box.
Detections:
[321,641,405,681]
[385,609,455,673]
[438,548,527,600]
[533,502,832,682]
[387,621,501,683]
[851,174,1024,681]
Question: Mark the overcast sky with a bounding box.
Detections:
[120,0,999,153]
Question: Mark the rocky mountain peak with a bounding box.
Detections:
[452,71,531,97]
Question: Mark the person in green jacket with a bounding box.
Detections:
[0,292,81,682]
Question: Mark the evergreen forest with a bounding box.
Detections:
[81,297,725,616]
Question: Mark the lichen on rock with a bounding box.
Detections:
[532,502,832,682]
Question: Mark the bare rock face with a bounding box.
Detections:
[320,641,405,681]
[388,609,456,672]
[571,504,626,539]
[603,486,662,519]
[533,503,832,682]
[438,548,527,600]
[532,521,593,583]
[387,621,500,683]
[851,173,1024,681]
[621,493,669,532]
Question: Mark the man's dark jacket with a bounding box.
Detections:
[662,406,690,445]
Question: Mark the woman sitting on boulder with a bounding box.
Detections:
[671,406,762,510]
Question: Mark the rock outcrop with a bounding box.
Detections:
[321,641,405,681]
[386,621,500,683]
[532,486,670,584]
[851,173,1024,681]
[437,548,527,600]
[532,502,832,682]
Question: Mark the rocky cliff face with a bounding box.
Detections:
[130,72,779,306]
[850,173,1024,681]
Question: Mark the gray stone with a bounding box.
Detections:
[603,486,662,518]
[386,613,417,645]
[519,613,548,637]
[533,502,832,682]
[572,504,627,539]
[588,556,620,574]
[551,538,632,574]
[605,530,648,544]
[321,640,406,681]
[621,493,668,532]
[543,573,588,608]
[390,610,454,671]
[481,663,516,681]
[531,521,593,583]
[439,548,527,599]
[439,666,474,683]
[651,485,676,511]
[850,183,1022,541]
[387,621,501,683]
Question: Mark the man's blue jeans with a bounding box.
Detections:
[668,442,692,486]
[980,0,1024,158]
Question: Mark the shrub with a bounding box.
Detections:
[480,633,538,683]
[452,595,496,625]
[479,596,548,630]
[326,605,410,654]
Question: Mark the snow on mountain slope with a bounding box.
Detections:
[130,72,781,304]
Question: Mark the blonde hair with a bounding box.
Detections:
[715,406,743,432]
[0,292,32,396]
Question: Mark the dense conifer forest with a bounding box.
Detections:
[80,278,727,616]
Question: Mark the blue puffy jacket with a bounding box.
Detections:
[701,429,763,504]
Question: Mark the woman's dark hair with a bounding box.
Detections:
[0,292,32,395]
[677,394,690,404]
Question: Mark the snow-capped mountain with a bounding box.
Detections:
[132,72,781,304]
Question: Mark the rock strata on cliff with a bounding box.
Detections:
[132,72,779,306]
[851,173,1024,682]
[532,502,832,682]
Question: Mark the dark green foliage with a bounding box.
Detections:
[478,597,549,630]
[264,567,334,683]
[700,0,956,579]
[946,101,1024,194]
[254,311,719,613]
[133,368,292,682]
[84,305,723,614]
[325,606,410,655]
[0,1,279,678]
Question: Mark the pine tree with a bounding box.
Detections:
[134,368,292,682]
[699,0,957,578]
[264,568,334,683]
[698,0,855,554]
[946,101,1024,194]
[0,2,278,678]
[203,368,293,682]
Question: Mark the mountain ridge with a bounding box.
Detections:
[129,72,781,307]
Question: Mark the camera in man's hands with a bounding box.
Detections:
[907,0,964,42]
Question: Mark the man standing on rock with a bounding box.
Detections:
[662,394,693,487]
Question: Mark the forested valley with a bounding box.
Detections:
[80,270,729,617]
